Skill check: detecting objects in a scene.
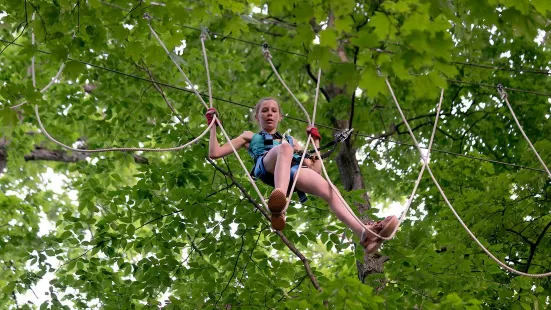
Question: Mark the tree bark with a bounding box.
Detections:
[0,145,148,173]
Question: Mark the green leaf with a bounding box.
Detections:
[319,29,338,49]
[63,60,86,80]
[370,12,392,40]
[2,282,15,293]
[359,67,387,97]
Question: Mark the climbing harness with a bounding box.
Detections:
[248,131,308,203]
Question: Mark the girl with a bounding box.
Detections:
[207,97,398,254]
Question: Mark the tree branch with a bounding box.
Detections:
[12,146,149,164]
[206,157,321,291]
[216,229,248,307]
[525,220,551,272]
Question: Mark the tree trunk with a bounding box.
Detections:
[326,92,387,284]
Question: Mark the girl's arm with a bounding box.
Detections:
[209,128,253,159]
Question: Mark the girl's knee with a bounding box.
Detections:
[278,143,293,155]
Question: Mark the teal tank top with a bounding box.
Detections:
[248,132,302,161]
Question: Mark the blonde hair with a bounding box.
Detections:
[253,97,284,120]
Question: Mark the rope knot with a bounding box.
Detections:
[497,83,508,100]
[261,43,272,60]
[200,27,209,40]
[420,152,430,164]
[143,13,152,21]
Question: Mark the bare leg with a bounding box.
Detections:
[262,143,294,193]
[294,168,366,238]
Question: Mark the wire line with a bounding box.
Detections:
[0,39,547,174]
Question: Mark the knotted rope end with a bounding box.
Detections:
[497,83,508,100]
[261,43,271,60]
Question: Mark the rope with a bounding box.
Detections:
[145,16,209,110]
[283,68,321,212]
[385,89,444,238]
[3,39,544,174]
[2,39,549,173]
[35,104,213,152]
[10,63,66,109]
[195,31,270,212]
[312,69,321,125]
[385,78,551,277]
[31,14,36,89]
[497,84,551,178]
[261,44,312,125]
[215,117,270,212]
[200,29,213,108]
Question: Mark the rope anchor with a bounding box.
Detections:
[200,26,209,40]
[497,83,507,99]
[261,43,271,60]
[335,128,354,143]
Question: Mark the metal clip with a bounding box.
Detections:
[335,128,354,143]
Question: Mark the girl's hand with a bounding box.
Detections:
[205,108,219,126]
[306,125,321,141]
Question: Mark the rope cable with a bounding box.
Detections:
[146,18,209,110]
[215,117,271,212]
[31,13,36,89]
[10,63,66,109]
[497,85,551,178]
[200,30,213,108]
[385,78,551,278]
[262,44,312,125]
[283,68,321,213]
[0,39,546,174]
[35,104,214,152]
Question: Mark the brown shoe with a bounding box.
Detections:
[268,188,287,231]
[360,216,399,254]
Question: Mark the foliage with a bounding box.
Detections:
[1,0,551,309]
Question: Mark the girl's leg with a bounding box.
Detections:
[294,168,367,237]
[262,143,294,193]
[262,143,295,230]
[294,167,398,252]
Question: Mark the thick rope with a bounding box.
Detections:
[387,89,444,237]
[35,104,214,152]
[261,45,312,125]
[282,135,312,213]
[386,79,551,277]
[200,31,213,108]
[309,88,444,242]
[283,68,321,212]
[311,69,321,125]
[146,20,209,110]
[215,118,270,212]
[497,84,551,179]
[10,63,66,109]
[31,19,36,89]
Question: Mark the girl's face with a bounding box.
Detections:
[255,100,281,132]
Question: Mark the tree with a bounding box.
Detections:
[1,0,551,308]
